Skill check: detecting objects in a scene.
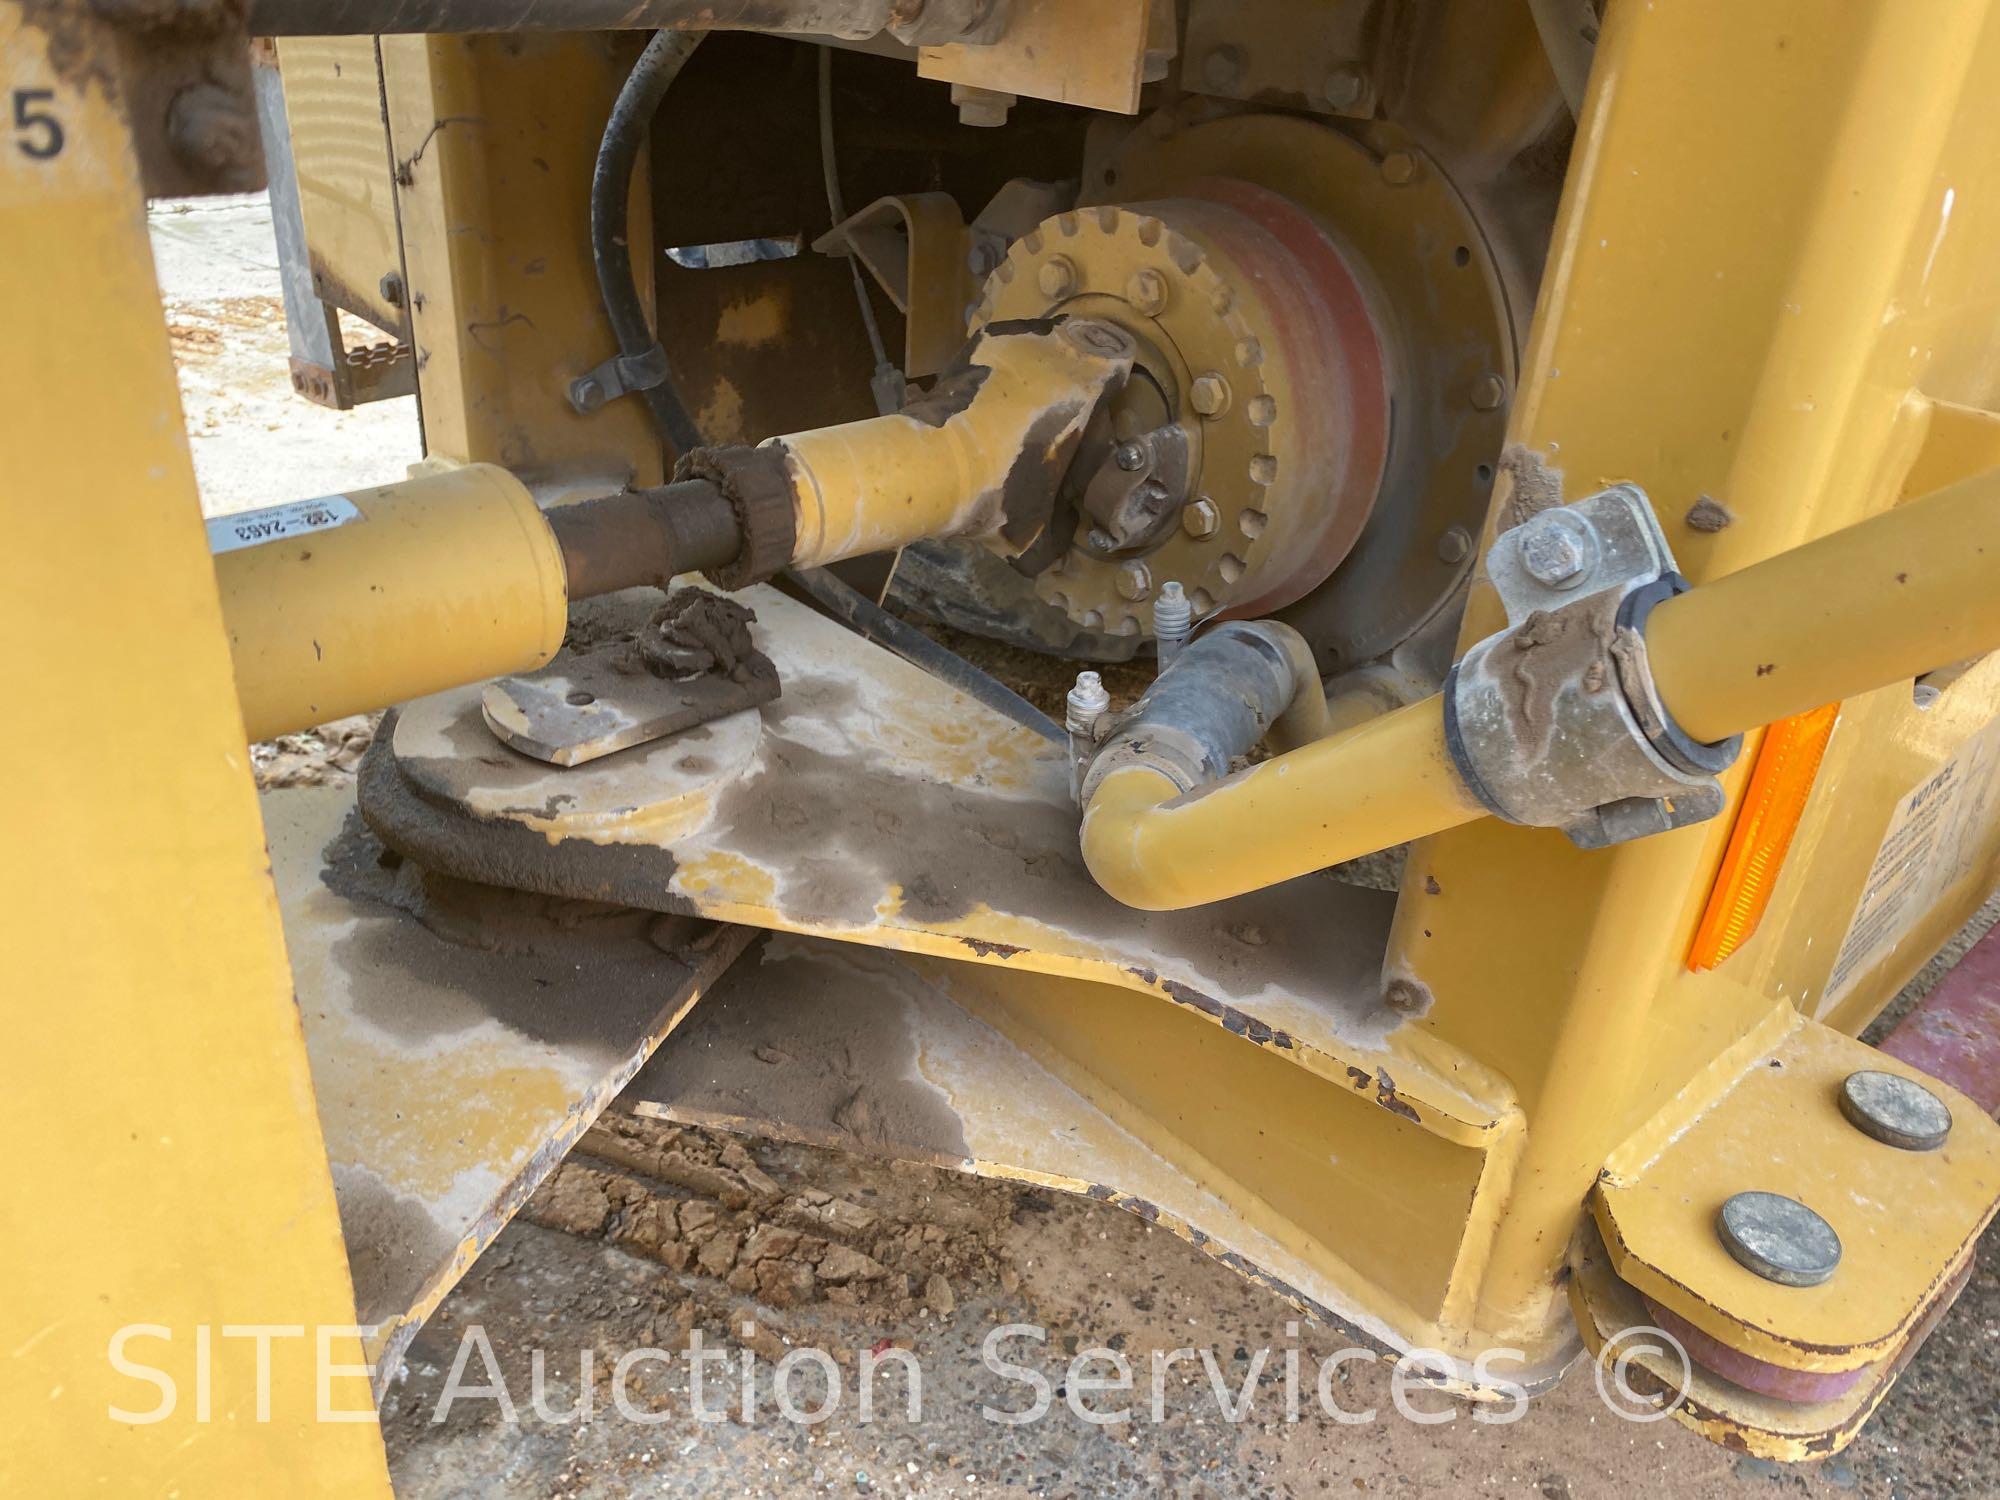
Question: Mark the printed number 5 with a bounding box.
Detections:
[13,88,64,160]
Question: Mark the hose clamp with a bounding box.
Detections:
[569,342,672,415]
[1443,485,1742,849]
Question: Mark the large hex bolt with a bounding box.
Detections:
[1716,1191,1842,1287]
[1037,257,1079,300]
[1839,1070,1953,1151]
[1182,497,1220,539]
[1117,560,1154,601]
[1517,508,1598,589]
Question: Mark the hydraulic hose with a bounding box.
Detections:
[783,566,1064,744]
[1081,470,2000,910]
[589,29,706,456]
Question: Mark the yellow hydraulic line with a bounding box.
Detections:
[1081,695,1488,911]
[1647,467,2000,744]
[1082,470,2000,910]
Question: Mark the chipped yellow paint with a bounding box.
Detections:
[674,849,780,909]
[3,8,390,1486]
[516,782,722,848]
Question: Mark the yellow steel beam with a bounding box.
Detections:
[0,5,390,1491]
[1394,0,2000,1361]
[379,32,665,486]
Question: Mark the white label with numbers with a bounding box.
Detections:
[205,496,364,556]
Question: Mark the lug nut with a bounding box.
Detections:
[1189,372,1231,417]
[1437,525,1473,564]
[1716,1191,1842,1287]
[1182,497,1220,539]
[1380,150,1418,186]
[1471,373,1507,411]
[1117,561,1154,601]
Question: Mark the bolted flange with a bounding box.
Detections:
[971,190,1390,641]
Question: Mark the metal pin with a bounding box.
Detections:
[1716,1191,1841,1287]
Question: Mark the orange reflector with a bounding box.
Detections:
[1687,703,1842,972]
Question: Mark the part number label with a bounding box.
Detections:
[1822,713,2000,1012]
[206,495,364,556]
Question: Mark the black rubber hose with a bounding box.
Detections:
[782,568,1065,745]
[588,34,1055,746]
[590,30,706,456]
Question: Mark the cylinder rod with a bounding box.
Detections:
[1647,469,2000,743]
[546,478,741,599]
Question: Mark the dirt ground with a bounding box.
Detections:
[161,198,2000,1499]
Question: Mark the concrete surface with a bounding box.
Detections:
[162,197,2000,1499]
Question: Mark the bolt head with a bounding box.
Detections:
[1201,45,1246,93]
[1380,150,1418,186]
[1471,373,1507,411]
[1182,497,1220,539]
[379,271,406,308]
[1117,561,1154,601]
[570,376,605,412]
[1037,257,1078,300]
[1114,441,1148,472]
[1126,268,1169,316]
[1436,525,1473,564]
[1323,63,1368,110]
[1189,372,1232,417]
[1520,523,1588,587]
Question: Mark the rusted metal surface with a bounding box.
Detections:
[1882,916,2000,1115]
[919,0,1155,114]
[263,782,751,1385]
[250,0,1003,41]
[545,477,742,599]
